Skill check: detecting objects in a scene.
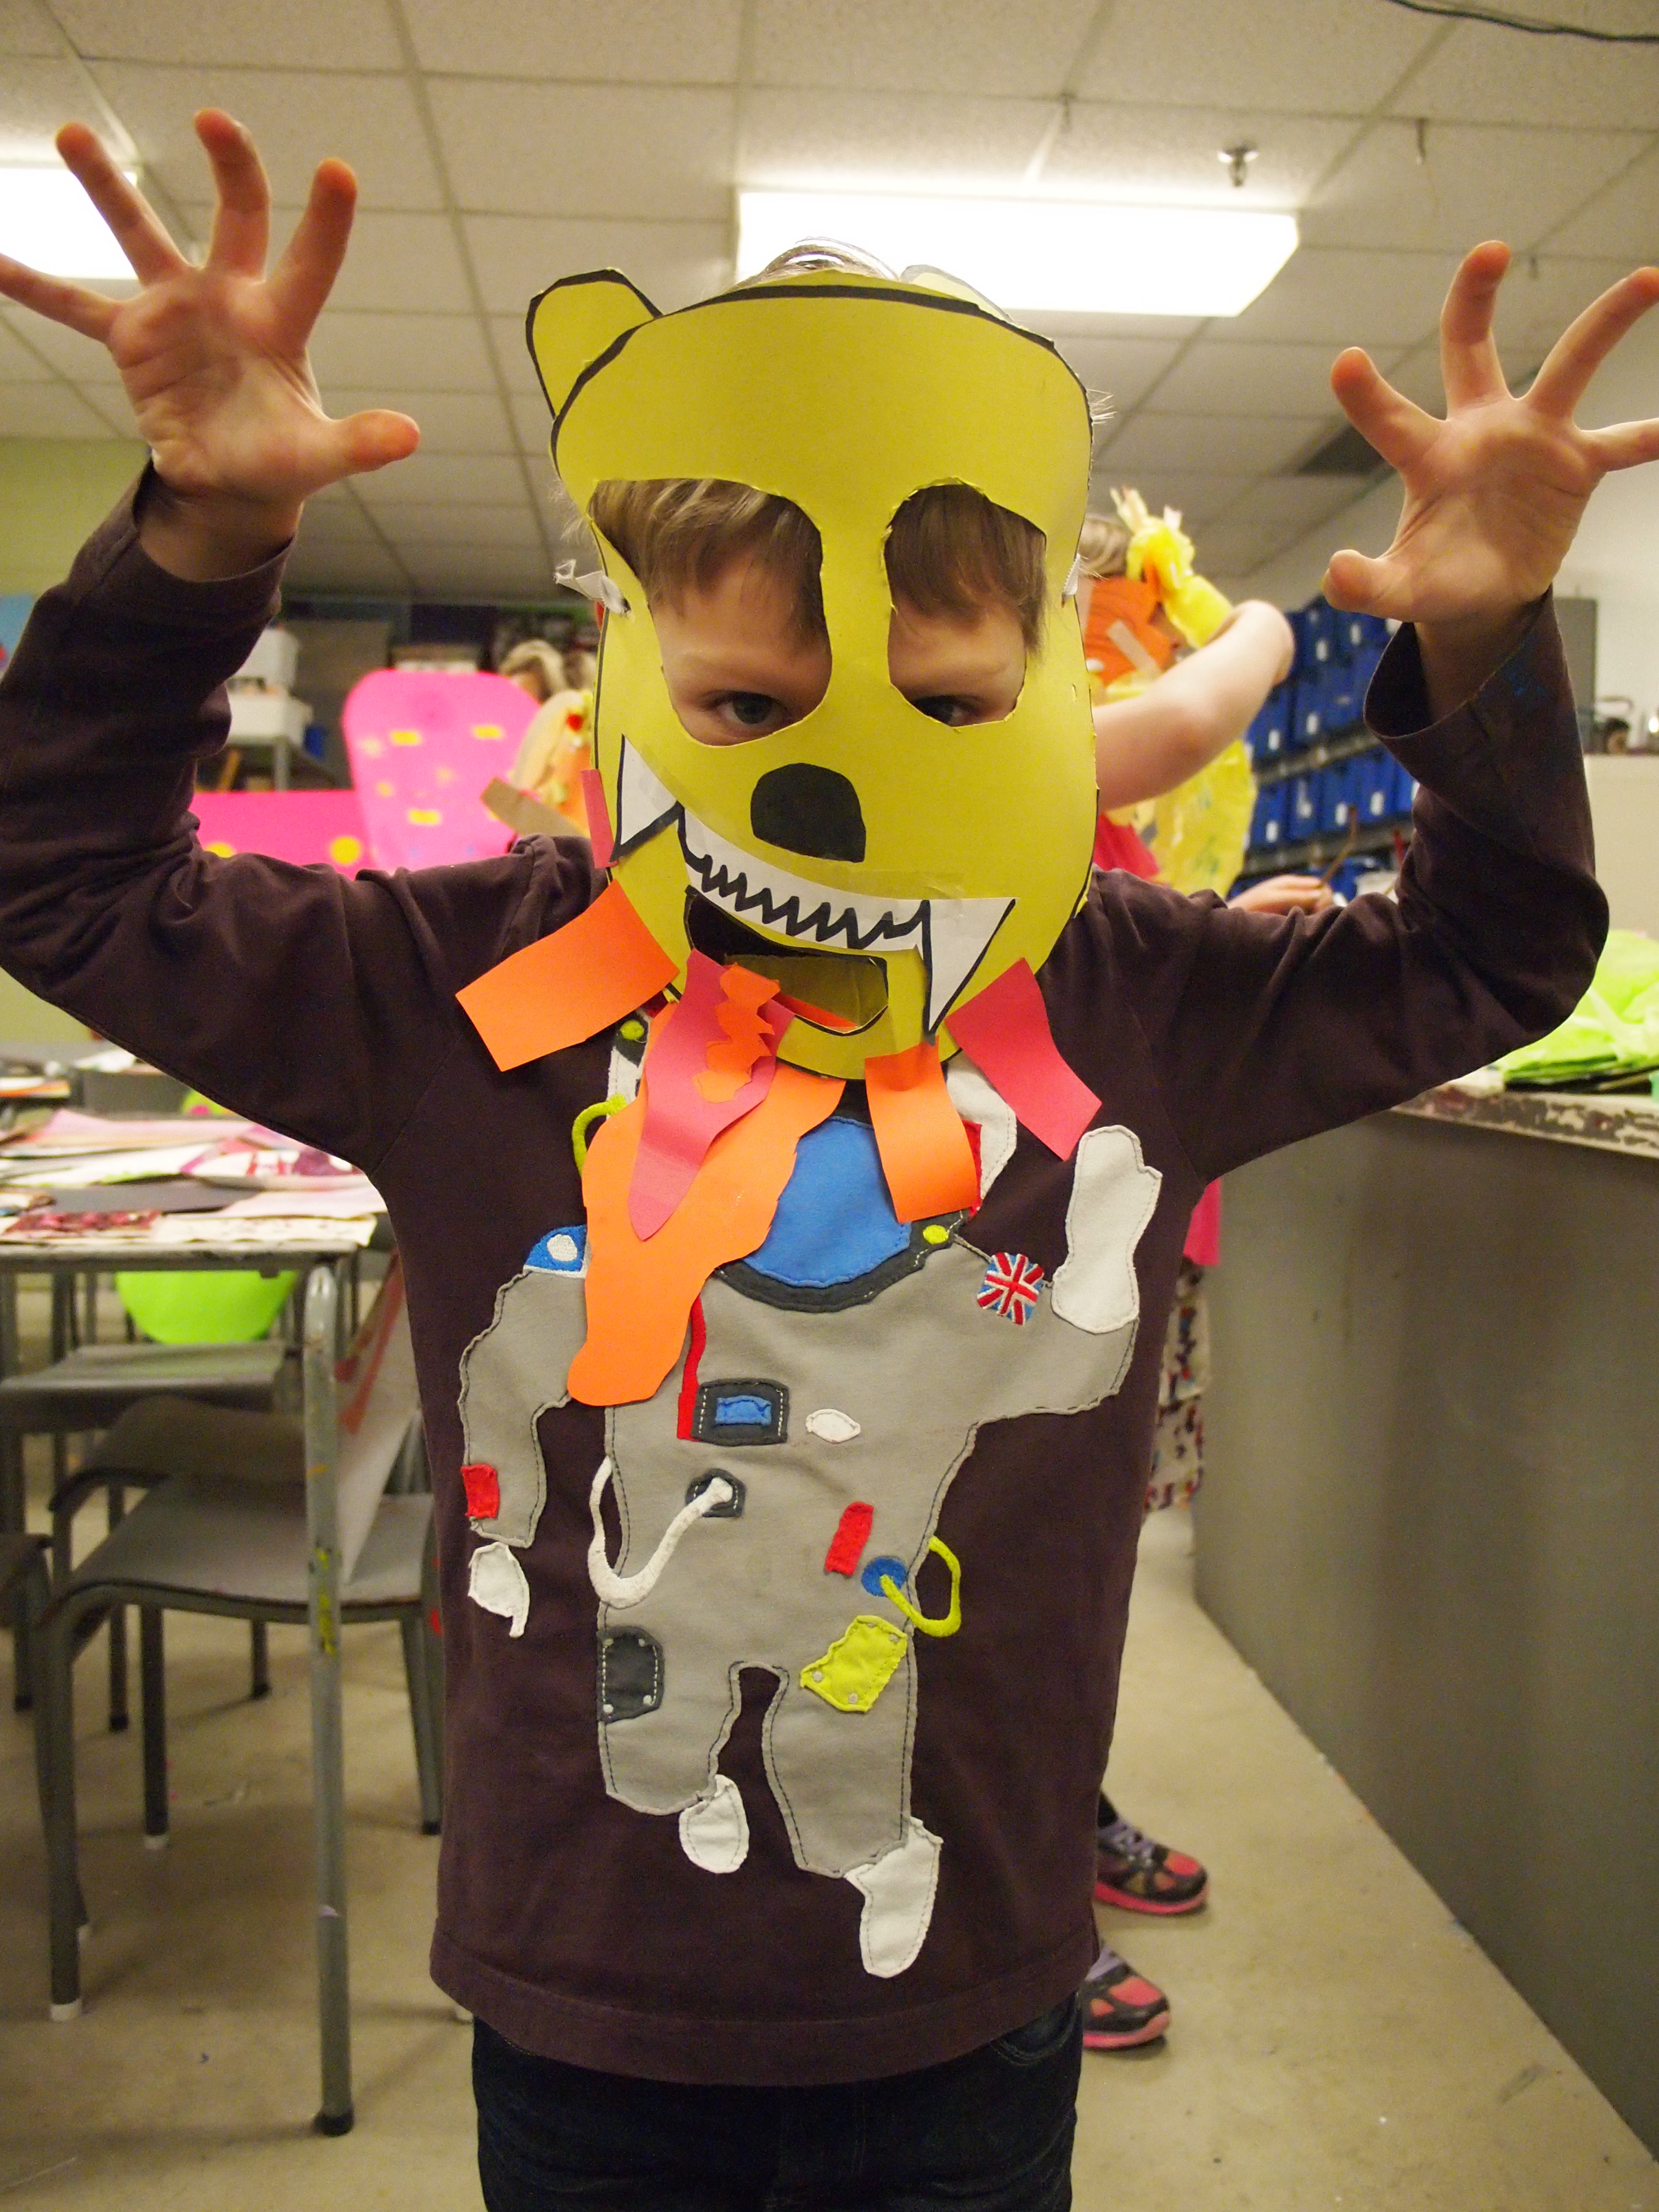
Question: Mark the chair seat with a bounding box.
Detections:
[77,1395,304,1489]
[0,1339,287,1430]
[62,1475,432,1613]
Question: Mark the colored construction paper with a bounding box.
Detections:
[479,777,583,841]
[193,790,371,873]
[1183,1180,1222,1268]
[864,1041,980,1224]
[342,668,536,872]
[581,768,614,866]
[629,955,792,1239]
[944,961,1100,1160]
[569,1063,842,1407]
[458,881,679,1073]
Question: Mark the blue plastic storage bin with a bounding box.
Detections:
[1251,689,1291,762]
[1250,782,1288,851]
[1355,748,1393,823]
[1289,773,1319,838]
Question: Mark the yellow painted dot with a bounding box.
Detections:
[390,727,422,746]
[472,723,504,740]
[922,1224,951,1245]
[328,835,363,866]
[619,1018,646,1042]
[204,840,235,857]
[376,781,394,797]
[408,806,441,826]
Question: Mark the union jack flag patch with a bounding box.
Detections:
[977,1251,1045,1324]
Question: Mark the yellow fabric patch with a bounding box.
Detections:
[801,1614,907,1713]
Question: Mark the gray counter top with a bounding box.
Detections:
[1395,1081,1659,1162]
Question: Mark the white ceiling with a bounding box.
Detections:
[1,0,1655,599]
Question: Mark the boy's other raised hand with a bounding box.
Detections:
[0,111,419,578]
[1323,244,1659,712]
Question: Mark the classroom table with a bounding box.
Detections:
[0,1217,387,2131]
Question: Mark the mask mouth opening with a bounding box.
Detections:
[683,891,888,1034]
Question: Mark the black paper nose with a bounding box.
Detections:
[749,765,866,862]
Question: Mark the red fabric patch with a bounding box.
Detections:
[675,1297,707,1440]
[461,1463,500,1520]
[823,1502,874,1577]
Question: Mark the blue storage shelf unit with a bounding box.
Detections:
[1239,600,1415,899]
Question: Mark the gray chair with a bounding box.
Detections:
[1,1529,49,1757]
[37,1264,439,2135]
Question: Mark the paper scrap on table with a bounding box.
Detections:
[343,668,537,872]
[944,961,1100,1160]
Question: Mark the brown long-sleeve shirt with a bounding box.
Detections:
[0,495,1604,2085]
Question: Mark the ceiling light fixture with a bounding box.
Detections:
[736,190,1297,318]
[0,165,139,280]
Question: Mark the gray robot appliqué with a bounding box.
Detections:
[459,1055,1160,1978]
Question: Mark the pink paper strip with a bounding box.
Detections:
[1183,1180,1222,1268]
[943,960,1101,1160]
[581,768,614,867]
[629,954,792,1240]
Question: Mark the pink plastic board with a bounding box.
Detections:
[341,669,538,872]
[193,790,373,872]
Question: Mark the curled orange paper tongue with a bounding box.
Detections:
[865,1041,979,1224]
[571,1062,843,1407]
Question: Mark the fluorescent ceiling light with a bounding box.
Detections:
[737,190,1298,318]
[0,166,139,280]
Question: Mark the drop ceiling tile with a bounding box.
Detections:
[740,90,1052,192]
[465,213,729,317]
[88,64,443,210]
[0,56,95,158]
[1101,411,1336,476]
[1494,257,1640,380]
[0,382,117,433]
[1047,334,1186,413]
[353,451,528,507]
[403,550,556,600]
[431,79,734,221]
[377,501,542,548]
[1040,104,1352,207]
[1025,309,1203,344]
[0,306,126,383]
[1221,476,1369,535]
[1304,120,1647,257]
[54,0,402,67]
[1226,247,1453,346]
[0,315,58,377]
[293,501,382,548]
[308,311,494,393]
[1086,468,1252,526]
[1182,518,1284,578]
[1548,146,1659,262]
[1075,0,1437,110]
[324,389,514,455]
[511,390,555,453]
[0,2,63,57]
[749,0,1101,98]
[1394,19,1659,131]
[171,203,471,314]
[1149,338,1350,417]
[403,0,742,83]
[284,541,411,594]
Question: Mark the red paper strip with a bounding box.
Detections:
[581,768,614,866]
[943,961,1101,1161]
[824,1501,874,1577]
[456,880,678,1071]
[629,956,793,1240]
[865,1040,980,1224]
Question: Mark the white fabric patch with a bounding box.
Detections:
[678,1775,750,1875]
[805,1407,861,1442]
[1050,1126,1163,1336]
[944,1054,1017,1200]
[468,1540,530,1638]
[847,1820,942,1978]
[588,1456,733,1609]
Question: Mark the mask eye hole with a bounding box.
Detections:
[883,485,1043,729]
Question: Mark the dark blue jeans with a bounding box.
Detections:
[473,1999,1081,2211]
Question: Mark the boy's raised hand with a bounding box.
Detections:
[0,110,418,578]
[1323,243,1659,709]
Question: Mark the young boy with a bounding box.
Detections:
[0,110,1653,2212]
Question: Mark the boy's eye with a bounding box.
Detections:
[909,695,976,726]
[716,691,785,731]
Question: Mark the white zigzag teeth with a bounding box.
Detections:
[680,812,1012,1031]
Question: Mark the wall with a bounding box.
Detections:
[0,436,147,596]
[1198,1113,1659,2155]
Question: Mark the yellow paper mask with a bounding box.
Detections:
[527,267,1097,1081]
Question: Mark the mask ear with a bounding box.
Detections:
[526,272,660,430]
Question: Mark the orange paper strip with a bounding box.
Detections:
[457,881,678,1072]
[570,1062,843,1407]
[864,1041,980,1226]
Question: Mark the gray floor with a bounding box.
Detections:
[1,1493,1653,2207]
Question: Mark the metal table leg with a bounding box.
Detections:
[302,1262,352,2135]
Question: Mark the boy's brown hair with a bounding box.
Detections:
[588,477,1048,651]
